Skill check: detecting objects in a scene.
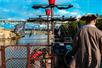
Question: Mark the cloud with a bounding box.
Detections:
[56,0,75,4]
[7,18,12,20]
[70,12,78,15]
[87,13,94,14]
[2,9,10,12]
[7,17,26,21]
[58,10,70,15]
[76,15,81,18]
[57,10,80,17]
[0,7,10,12]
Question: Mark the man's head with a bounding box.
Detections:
[80,14,97,24]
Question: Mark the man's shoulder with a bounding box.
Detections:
[93,27,102,32]
[91,27,102,37]
[79,27,102,35]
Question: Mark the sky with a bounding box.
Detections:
[0,0,102,20]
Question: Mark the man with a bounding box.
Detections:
[69,14,102,68]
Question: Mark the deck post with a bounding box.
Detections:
[27,46,30,68]
[1,46,6,68]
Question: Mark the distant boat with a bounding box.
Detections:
[13,22,26,37]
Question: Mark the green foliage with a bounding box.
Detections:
[79,20,86,25]
[62,22,68,29]
[70,21,78,29]
[68,20,86,38]
[96,19,102,30]
[68,21,78,38]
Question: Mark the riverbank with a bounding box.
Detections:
[0,28,17,39]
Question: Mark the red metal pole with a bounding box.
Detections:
[1,46,6,68]
[47,16,50,45]
[46,9,51,45]
[27,47,30,68]
[51,7,54,34]
[51,7,54,68]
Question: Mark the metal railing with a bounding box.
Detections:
[0,44,52,68]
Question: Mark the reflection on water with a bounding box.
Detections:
[0,34,47,46]
[17,34,47,45]
[0,39,17,46]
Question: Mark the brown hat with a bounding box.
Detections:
[80,14,97,22]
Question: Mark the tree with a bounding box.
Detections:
[96,18,102,30]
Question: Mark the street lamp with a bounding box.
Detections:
[46,9,51,16]
[49,0,55,5]
[32,1,73,34]
[32,0,73,47]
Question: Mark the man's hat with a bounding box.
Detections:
[80,14,97,22]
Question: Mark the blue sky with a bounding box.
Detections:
[0,0,102,20]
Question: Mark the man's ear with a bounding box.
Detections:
[93,19,96,23]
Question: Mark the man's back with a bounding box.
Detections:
[69,25,102,68]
